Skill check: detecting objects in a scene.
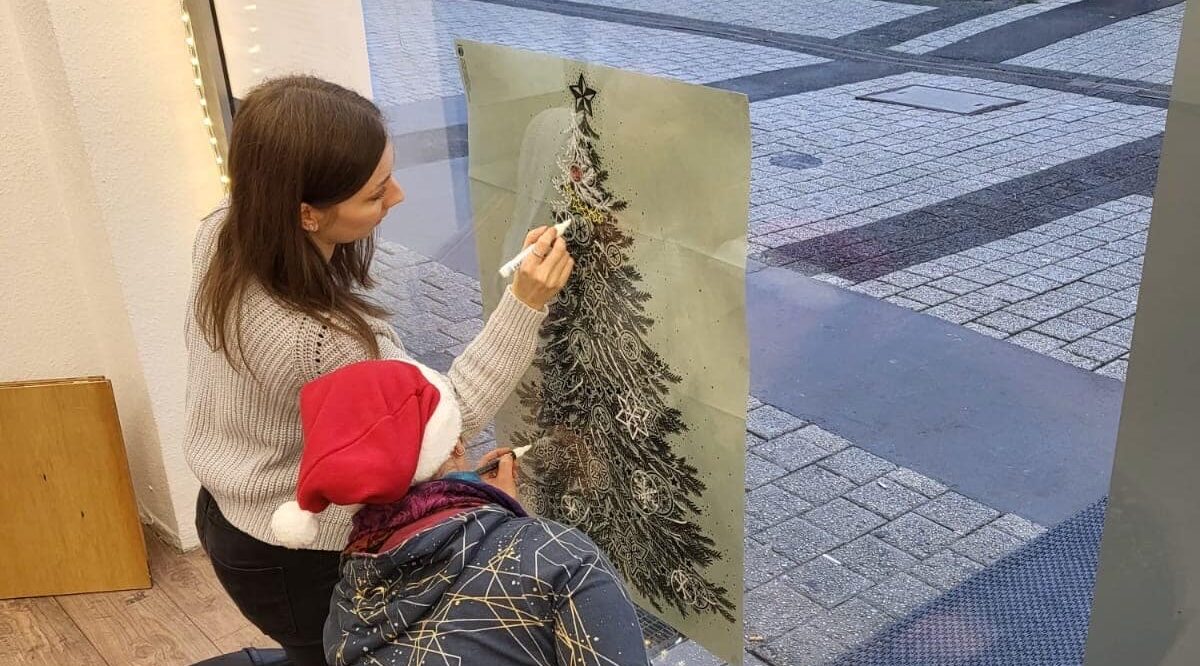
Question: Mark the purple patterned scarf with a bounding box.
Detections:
[345,479,527,555]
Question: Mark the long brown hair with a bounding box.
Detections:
[197,75,389,370]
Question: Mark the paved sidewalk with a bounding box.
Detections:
[360,1,1186,663]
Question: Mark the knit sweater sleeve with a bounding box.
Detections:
[300,286,546,442]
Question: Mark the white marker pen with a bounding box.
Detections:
[498,219,572,278]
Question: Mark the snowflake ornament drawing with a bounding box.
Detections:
[509,73,736,622]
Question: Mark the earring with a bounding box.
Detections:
[453,442,466,458]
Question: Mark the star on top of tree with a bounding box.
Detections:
[569,73,597,116]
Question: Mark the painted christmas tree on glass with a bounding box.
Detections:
[511,74,735,622]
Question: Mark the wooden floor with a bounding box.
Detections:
[0,530,279,665]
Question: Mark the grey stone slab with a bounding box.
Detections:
[763,599,892,665]
[925,303,978,325]
[874,513,959,559]
[991,514,1047,541]
[885,468,948,498]
[916,492,1002,534]
[976,311,1037,334]
[788,555,873,608]
[952,292,1009,314]
[756,432,835,472]
[745,538,797,589]
[846,479,927,519]
[787,425,853,454]
[745,579,822,639]
[828,534,919,582]
[1065,338,1127,363]
[748,395,764,411]
[1034,316,1095,342]
[857,85,1025,115]
[747,484,811,531]
[1097,359,1129,381]
[650,640,723,666]
[746,453,788,491]
[761,517,844,564]
[749,268,1124,527]
[1047,348,1104,371]
[1093,324,1134,347]
[777,465,857,504]
[1009,331,1066,354]
[861,572,942,618]
[818,448,897,484]
[747,405,807,439]
[805,498,888,541]
[909,550,985,591]
[928,276,984,295]
[951,526,1025,565]
[902,285,956,306]
[980,283,1037,303]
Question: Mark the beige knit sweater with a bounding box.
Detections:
[183,205,546,550]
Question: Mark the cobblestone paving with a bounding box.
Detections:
[891,0,1082,55]
[747,73,1166,251]
[1006,4,1186,85]
[574,0,932,39]
[829,196,1149,379]
[362,0,819,107]
[370,242,1045,665]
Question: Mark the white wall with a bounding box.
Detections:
[1,1,225,548]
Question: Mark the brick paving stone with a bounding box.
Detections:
[886,468,948,498]
[956,267,1008,286]
[845,478,927,519]
[1009,330,1065,354]
[777,465,857,504]
[1097,359,1129,381]
[875,513,959,559]
[1006,273,1062,294]
[1093,324,1134,347]
[925,303,978,325]
[756,432,836,472]
[964,322,1007,339]
[1047,347,1104,371]
[747,395,764,411]
[976,311,1036,335]
[788,556,874,608]
[885,295,926,311]
[746,453,788,491]
[916,492,1001,534]
[1064,337,1126,363]
[760,599,892,666]
[980,283,1037,303]
[1060,309,1123,328]
[788,425,853,454]
[952,526,1025,565]
[805,498,888,541]
[850,280,903,298]
[761,517,844,564]
[747,405,807,439]
[828,534,919,582]
[747,484,812,533]
[745,579,822,639]
[1090,295,1138,318]
[746,431,766,450]
[881,271,929,289]
[745,538,797,590]
[818,448,897,484]
[902,286,956,306]
[952,292,1009,314]
[1034,316,1094,342]
[991,514,1047,541]
[909,550,986,591]
[928,276,983,295]
[860,572,941,618]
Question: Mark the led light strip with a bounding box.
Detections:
[180,2,230,190]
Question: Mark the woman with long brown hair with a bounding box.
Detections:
[185,75,573,665]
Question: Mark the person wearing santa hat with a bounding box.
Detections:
[268,359,648,666]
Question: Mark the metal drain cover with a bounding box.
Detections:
[857,84,1025,115]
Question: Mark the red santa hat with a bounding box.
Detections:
[270,359,462,548]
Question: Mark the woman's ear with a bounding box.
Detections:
[299,202,321,233]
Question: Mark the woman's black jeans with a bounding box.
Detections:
[195,488,341,666]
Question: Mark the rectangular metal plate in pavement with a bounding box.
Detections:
[857,84,1025,115]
